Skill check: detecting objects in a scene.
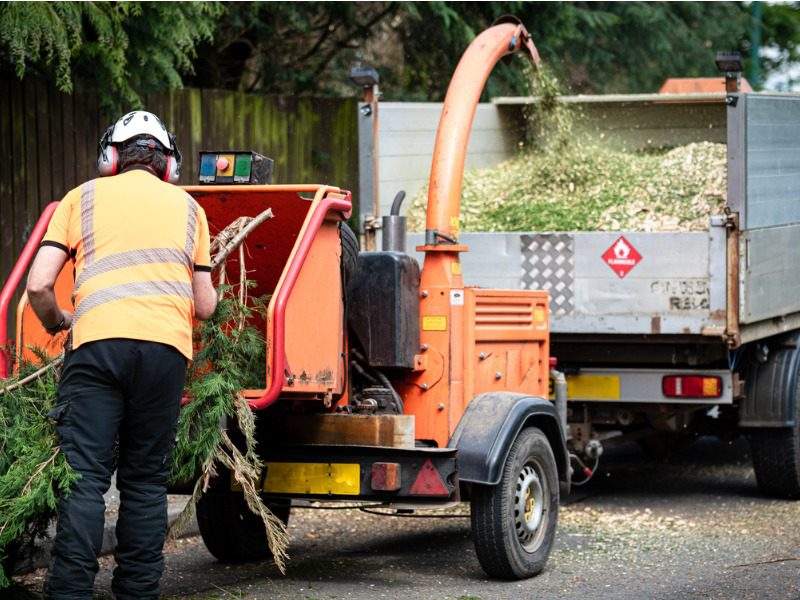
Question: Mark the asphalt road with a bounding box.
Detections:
[13,437,800,600]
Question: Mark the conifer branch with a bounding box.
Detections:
[0,353,64,395]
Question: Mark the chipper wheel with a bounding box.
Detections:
[196,493,290,563]
[470,427,559,579]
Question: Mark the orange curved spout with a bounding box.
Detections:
[425,22,539,243]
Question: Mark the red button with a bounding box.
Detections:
[216,157,230,171]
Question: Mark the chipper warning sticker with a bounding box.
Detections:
[601,236,642,279]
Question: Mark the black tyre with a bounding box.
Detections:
[340,222,359,286]
[196,493,291,563]
[750,413,800,499]
[470,427,559,579]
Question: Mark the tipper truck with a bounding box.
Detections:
[407,67,800,499]
[1,19,568,579]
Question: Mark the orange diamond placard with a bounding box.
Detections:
[602,236,642,279]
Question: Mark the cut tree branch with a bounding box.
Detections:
[210,208,274,271]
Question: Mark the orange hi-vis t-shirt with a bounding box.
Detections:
[41,168,212,360]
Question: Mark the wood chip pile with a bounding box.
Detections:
[406,141,727,233]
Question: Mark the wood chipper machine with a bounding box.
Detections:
[1,19,569,579]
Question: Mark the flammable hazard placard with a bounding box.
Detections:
[601,236,642,279]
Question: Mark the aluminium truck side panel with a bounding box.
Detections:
[733,95,800,230]
[733,94,800,327]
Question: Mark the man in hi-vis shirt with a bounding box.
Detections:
[27,111,217,600]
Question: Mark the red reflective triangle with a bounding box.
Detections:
[409,458,449,496]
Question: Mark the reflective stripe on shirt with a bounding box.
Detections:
[80,180,97,266]
[72,280,194,324]
[73,247,192,295]
[185,196,198,258]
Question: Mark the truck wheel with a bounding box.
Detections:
[470,427,558,579]
[750,410,800,499]
[196,493,290,563]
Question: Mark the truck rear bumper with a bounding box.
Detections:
[553,367,734,405]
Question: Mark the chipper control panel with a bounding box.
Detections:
[198,150,274,185]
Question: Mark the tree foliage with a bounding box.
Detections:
[0,356,76,588]
[179,1,800,98]
[0,2,221,110]
[1,1,799,106]
[185,2,396,96]
[759,1,800,89]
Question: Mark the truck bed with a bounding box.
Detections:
[409,92,800,347]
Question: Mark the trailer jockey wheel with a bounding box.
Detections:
[196,493,290,563]
[470,427,558,579]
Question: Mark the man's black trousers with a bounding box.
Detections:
[44,339,186,600]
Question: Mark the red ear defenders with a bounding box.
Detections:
[97,127,182,183]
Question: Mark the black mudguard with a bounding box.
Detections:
[741,334,800,427]
[448,392,569,490]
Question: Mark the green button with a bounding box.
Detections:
[234,154,252,181]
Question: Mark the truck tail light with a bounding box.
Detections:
[662,375,722,399]
[371,462,401,492]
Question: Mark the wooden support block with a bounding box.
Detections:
[281,414,415,448]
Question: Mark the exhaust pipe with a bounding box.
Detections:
[381,190,407,252]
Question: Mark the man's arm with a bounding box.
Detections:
[193,270,218,320]
[27,246,71,333]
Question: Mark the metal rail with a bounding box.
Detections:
[0,202,60,378]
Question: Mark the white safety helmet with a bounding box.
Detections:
[97,110,182,183]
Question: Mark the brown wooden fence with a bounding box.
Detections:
[0,72,359,338]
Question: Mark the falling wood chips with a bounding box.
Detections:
[407,142,727,233]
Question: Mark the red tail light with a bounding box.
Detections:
[662,375,722,399]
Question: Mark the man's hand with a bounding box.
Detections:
[27,245,70,334]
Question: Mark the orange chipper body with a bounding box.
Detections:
[2,18,566,582]
[6,21,551,450]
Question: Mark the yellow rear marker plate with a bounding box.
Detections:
[549,374,621,401]
[261,462,361,495]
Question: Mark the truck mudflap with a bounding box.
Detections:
[234,444,458,504]
[448,392,569,488]
[740,334,800,427]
